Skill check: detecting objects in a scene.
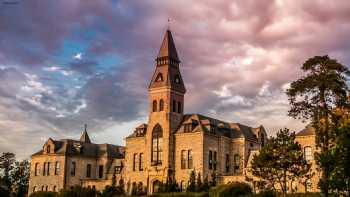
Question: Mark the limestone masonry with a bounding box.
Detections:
[28,30,319,195]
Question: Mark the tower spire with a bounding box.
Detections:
[80,124,91,143]
[149,30,186,94]
[157,29,179,62]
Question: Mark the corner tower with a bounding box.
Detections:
[146,30,186,184]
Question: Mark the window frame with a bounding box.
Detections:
[304,146,313,161]
[159,99,164,111]
[98,165,103,179]
[55,161,60,175]
[188,150,193,169]
[151,124,163,166]
[139,153,144,171]
[152,100,157,112]
[86,164,91,178]
[71,162,76,176]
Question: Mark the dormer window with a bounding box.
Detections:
[174,75,180,84]
[136,128,145,137]
[46,145,51,154]
[184,124,192,133]
[155,73,163,82]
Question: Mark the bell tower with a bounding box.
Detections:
[146,29,186,181]
[148,29,186,125]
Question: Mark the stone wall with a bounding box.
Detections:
[28,154,66,195]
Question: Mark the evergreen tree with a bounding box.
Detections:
[210,171,217,187]
[251,128,311,196]
[329,119,350,195]
[10,160,30,197]
[286,55,350,196]
[201,175,210,192]
[196,172,202,192]
[187,170,196,192]
[116,178,125,194]
[0,153,15,191]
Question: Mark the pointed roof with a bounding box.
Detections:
[149,30,186,93]
[80,124,91,143]
[157,30,180,62]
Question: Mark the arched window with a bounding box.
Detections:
[304,146,313,161]
[86,164,91,178]
[33,186,36,192]
[71,162,76,176]
[53,186,56,192]
[34,163,39,176]
[155,73,163,82]
[177,101,182,113]
[172,100,176,112]
[234,154,240,172]
[174,75,180,84]
[152,124,163,166]
[152,100,157,112]
[261,133,265,147]
[306,179,312,192]
[46,145,50,153]
[159,99,164,111]
[153,180,161,193]
[55,162,60,175]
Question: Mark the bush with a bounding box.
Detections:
[150,192,208,197]
[101,185,125,197]
[245,192,323,197]
[209,182,252,197]
[58,186,99,197]
[286,193,322,197]
[245,190,276,197]
[29,191,57,197]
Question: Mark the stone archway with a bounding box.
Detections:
[152,180,161,193]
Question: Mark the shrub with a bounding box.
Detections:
[209,182,252,197]
[245,190,276,197]
[286,193,322,197]
[150,192,208,197]
[29,191,57,197]
[245,192,323,197]
[58,185,99,197]
[101,185,125,197]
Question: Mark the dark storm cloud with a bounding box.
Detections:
[69,59,98,75]
[1,0,350,159]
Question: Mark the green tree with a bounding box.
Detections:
[200,175,210,192]
[0,152,15,197]
[329,119,350,195]
[187,170,196,192]
[10,160,30,197]
[196,172,202,192]
[286,55,350,196]
[210,172,217,187]
[251,128,311,196]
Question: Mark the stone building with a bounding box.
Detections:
[294,126,320,193]
[28,126,125,195]
[28,29,268,195]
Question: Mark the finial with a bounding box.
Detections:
[84,124,87,132]
[167,18,171,30]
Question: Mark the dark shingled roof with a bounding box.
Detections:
[32,133,125,159]
[296,126,316,136]
[174,114,264,142]
[157,30,179,61]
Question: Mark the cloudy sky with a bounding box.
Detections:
[1,0,350,160]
